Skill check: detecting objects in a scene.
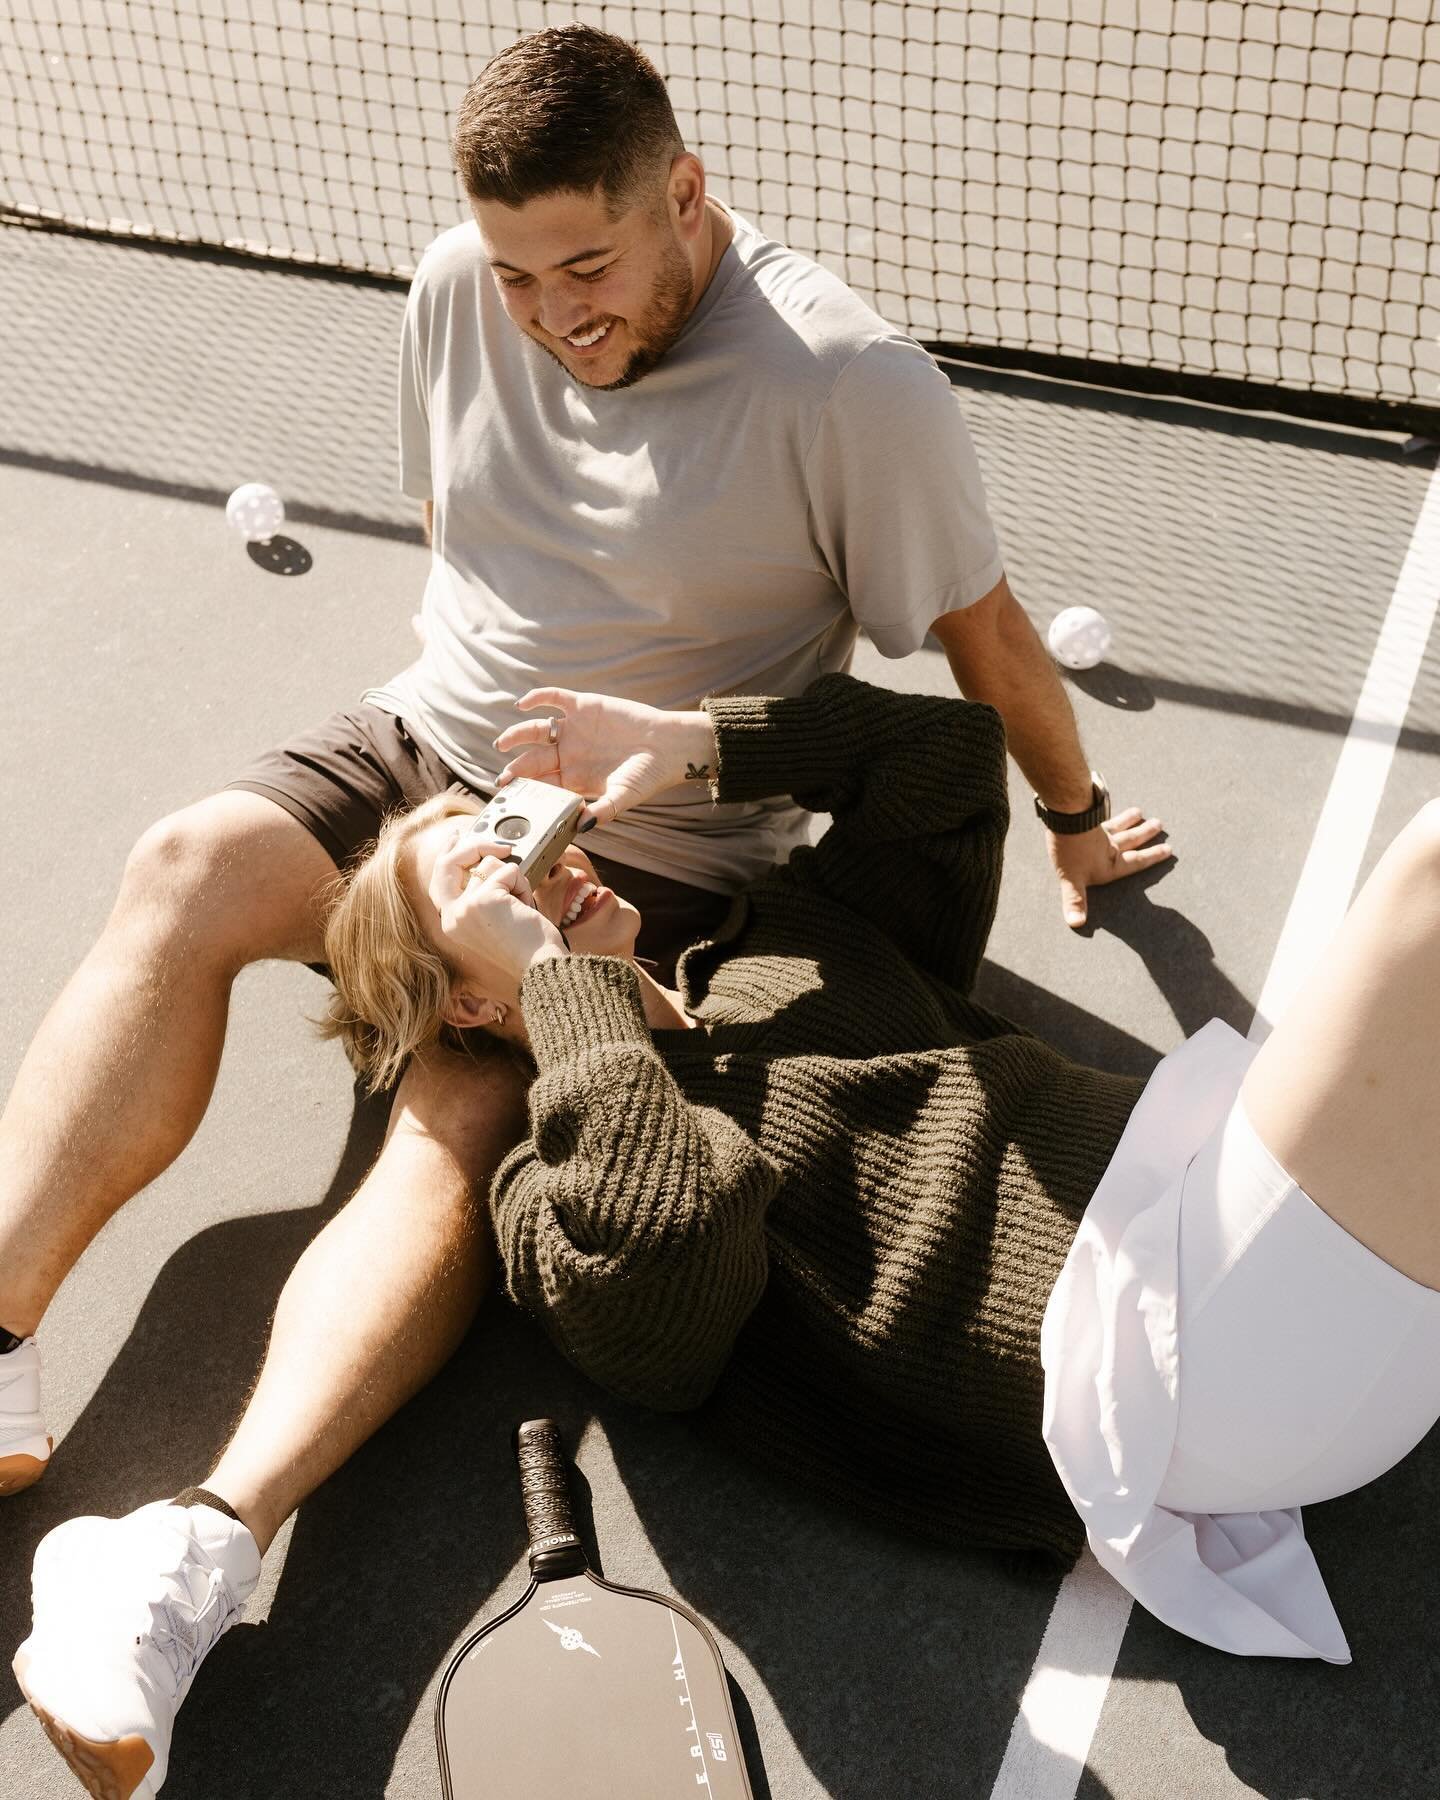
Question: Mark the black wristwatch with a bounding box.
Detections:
[1034,773,1110,836]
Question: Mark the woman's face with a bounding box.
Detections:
[408,813,643,1002]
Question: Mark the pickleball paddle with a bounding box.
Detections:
[437,1419,755,1798]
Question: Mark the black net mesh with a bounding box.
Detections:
[3,0,1437,426]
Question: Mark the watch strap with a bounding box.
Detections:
[1035,774,1110,836]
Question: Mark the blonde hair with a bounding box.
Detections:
[320,791,488,1094]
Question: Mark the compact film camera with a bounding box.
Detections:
[467,777,586,887]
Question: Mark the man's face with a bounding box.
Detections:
[472,183,696,390]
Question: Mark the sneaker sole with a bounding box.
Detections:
[0,1437,52,1494]
[12,1651,157,1800]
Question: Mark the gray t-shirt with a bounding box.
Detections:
[366,206,1003,892]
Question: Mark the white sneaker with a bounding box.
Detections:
[12,1499,261,1798]
[0,1336,51,1494]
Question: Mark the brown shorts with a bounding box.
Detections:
[226,703,731,984]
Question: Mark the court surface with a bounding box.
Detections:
[3,219,1439,1798]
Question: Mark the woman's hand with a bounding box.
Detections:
[493,687,718,829]
[428,829,569,983]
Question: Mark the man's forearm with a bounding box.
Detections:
[930,579,1094,812]
[931,576,1170,926]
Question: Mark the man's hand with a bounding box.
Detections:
[926,591,1174,932]
[1047,808,1173,929]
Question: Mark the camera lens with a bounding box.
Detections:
[494,815,529,842]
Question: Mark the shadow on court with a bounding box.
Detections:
[975,858,1253,1077]
[1082,1433,1440,1800]
[0,1092,389,1637]
[1081,865,1256,1043]
[1,1027,1137,1799]
[975,961,1166,1080]
[12,218,1437,1799]
[1071,659,1440,762]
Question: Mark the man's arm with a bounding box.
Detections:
[929,575,1172,928]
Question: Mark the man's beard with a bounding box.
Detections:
[532,236,695,391]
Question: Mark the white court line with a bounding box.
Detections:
[988,455,1440,1800]
[1251,459,1440,1039]
[987,1549,1134,1800]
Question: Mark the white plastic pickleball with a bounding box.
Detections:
[226,482,286,543]
[1047,605,1113,670]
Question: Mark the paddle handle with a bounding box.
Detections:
[514,1419,588,1579]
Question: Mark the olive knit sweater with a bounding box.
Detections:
[493,674,1145,1560]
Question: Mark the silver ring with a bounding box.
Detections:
[548,717,560,747]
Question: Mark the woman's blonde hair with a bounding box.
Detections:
[319,790,488,1093]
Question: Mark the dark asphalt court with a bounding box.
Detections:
[3,221,1439,1798]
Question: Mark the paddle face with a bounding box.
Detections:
[437,1567,752,1798]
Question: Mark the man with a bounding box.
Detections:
[4,24,1169,1796]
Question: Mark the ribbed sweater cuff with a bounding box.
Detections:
[519,955,653,1070]
[703,689,831,804]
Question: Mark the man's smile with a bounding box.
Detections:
[558,317,617,356]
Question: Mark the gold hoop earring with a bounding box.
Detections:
[491,1003,508,1029]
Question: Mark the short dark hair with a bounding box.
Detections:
[452,24,684,215]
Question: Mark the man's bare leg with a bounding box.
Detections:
[0,791,335,1336]
[204,1044,529,1552]
[11,1043,527,1800]
[8,821,530,1800]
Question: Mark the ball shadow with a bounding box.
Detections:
[1065,662,1156,712]
[247,534,313,575]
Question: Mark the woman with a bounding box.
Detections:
[324,673,1440,1664]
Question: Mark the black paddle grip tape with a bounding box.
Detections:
[514,1419,588,1579]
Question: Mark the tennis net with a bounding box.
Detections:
[3,1,1437,432]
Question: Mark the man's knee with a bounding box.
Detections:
[114,793,335,968]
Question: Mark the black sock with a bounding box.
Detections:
[0,1327,25,1355]
[171,1485,243,1526]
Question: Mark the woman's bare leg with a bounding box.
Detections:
[1242,799,1440,1288]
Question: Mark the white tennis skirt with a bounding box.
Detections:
[1158,1095,1440,1515]
[1041,1017,1440,1660]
